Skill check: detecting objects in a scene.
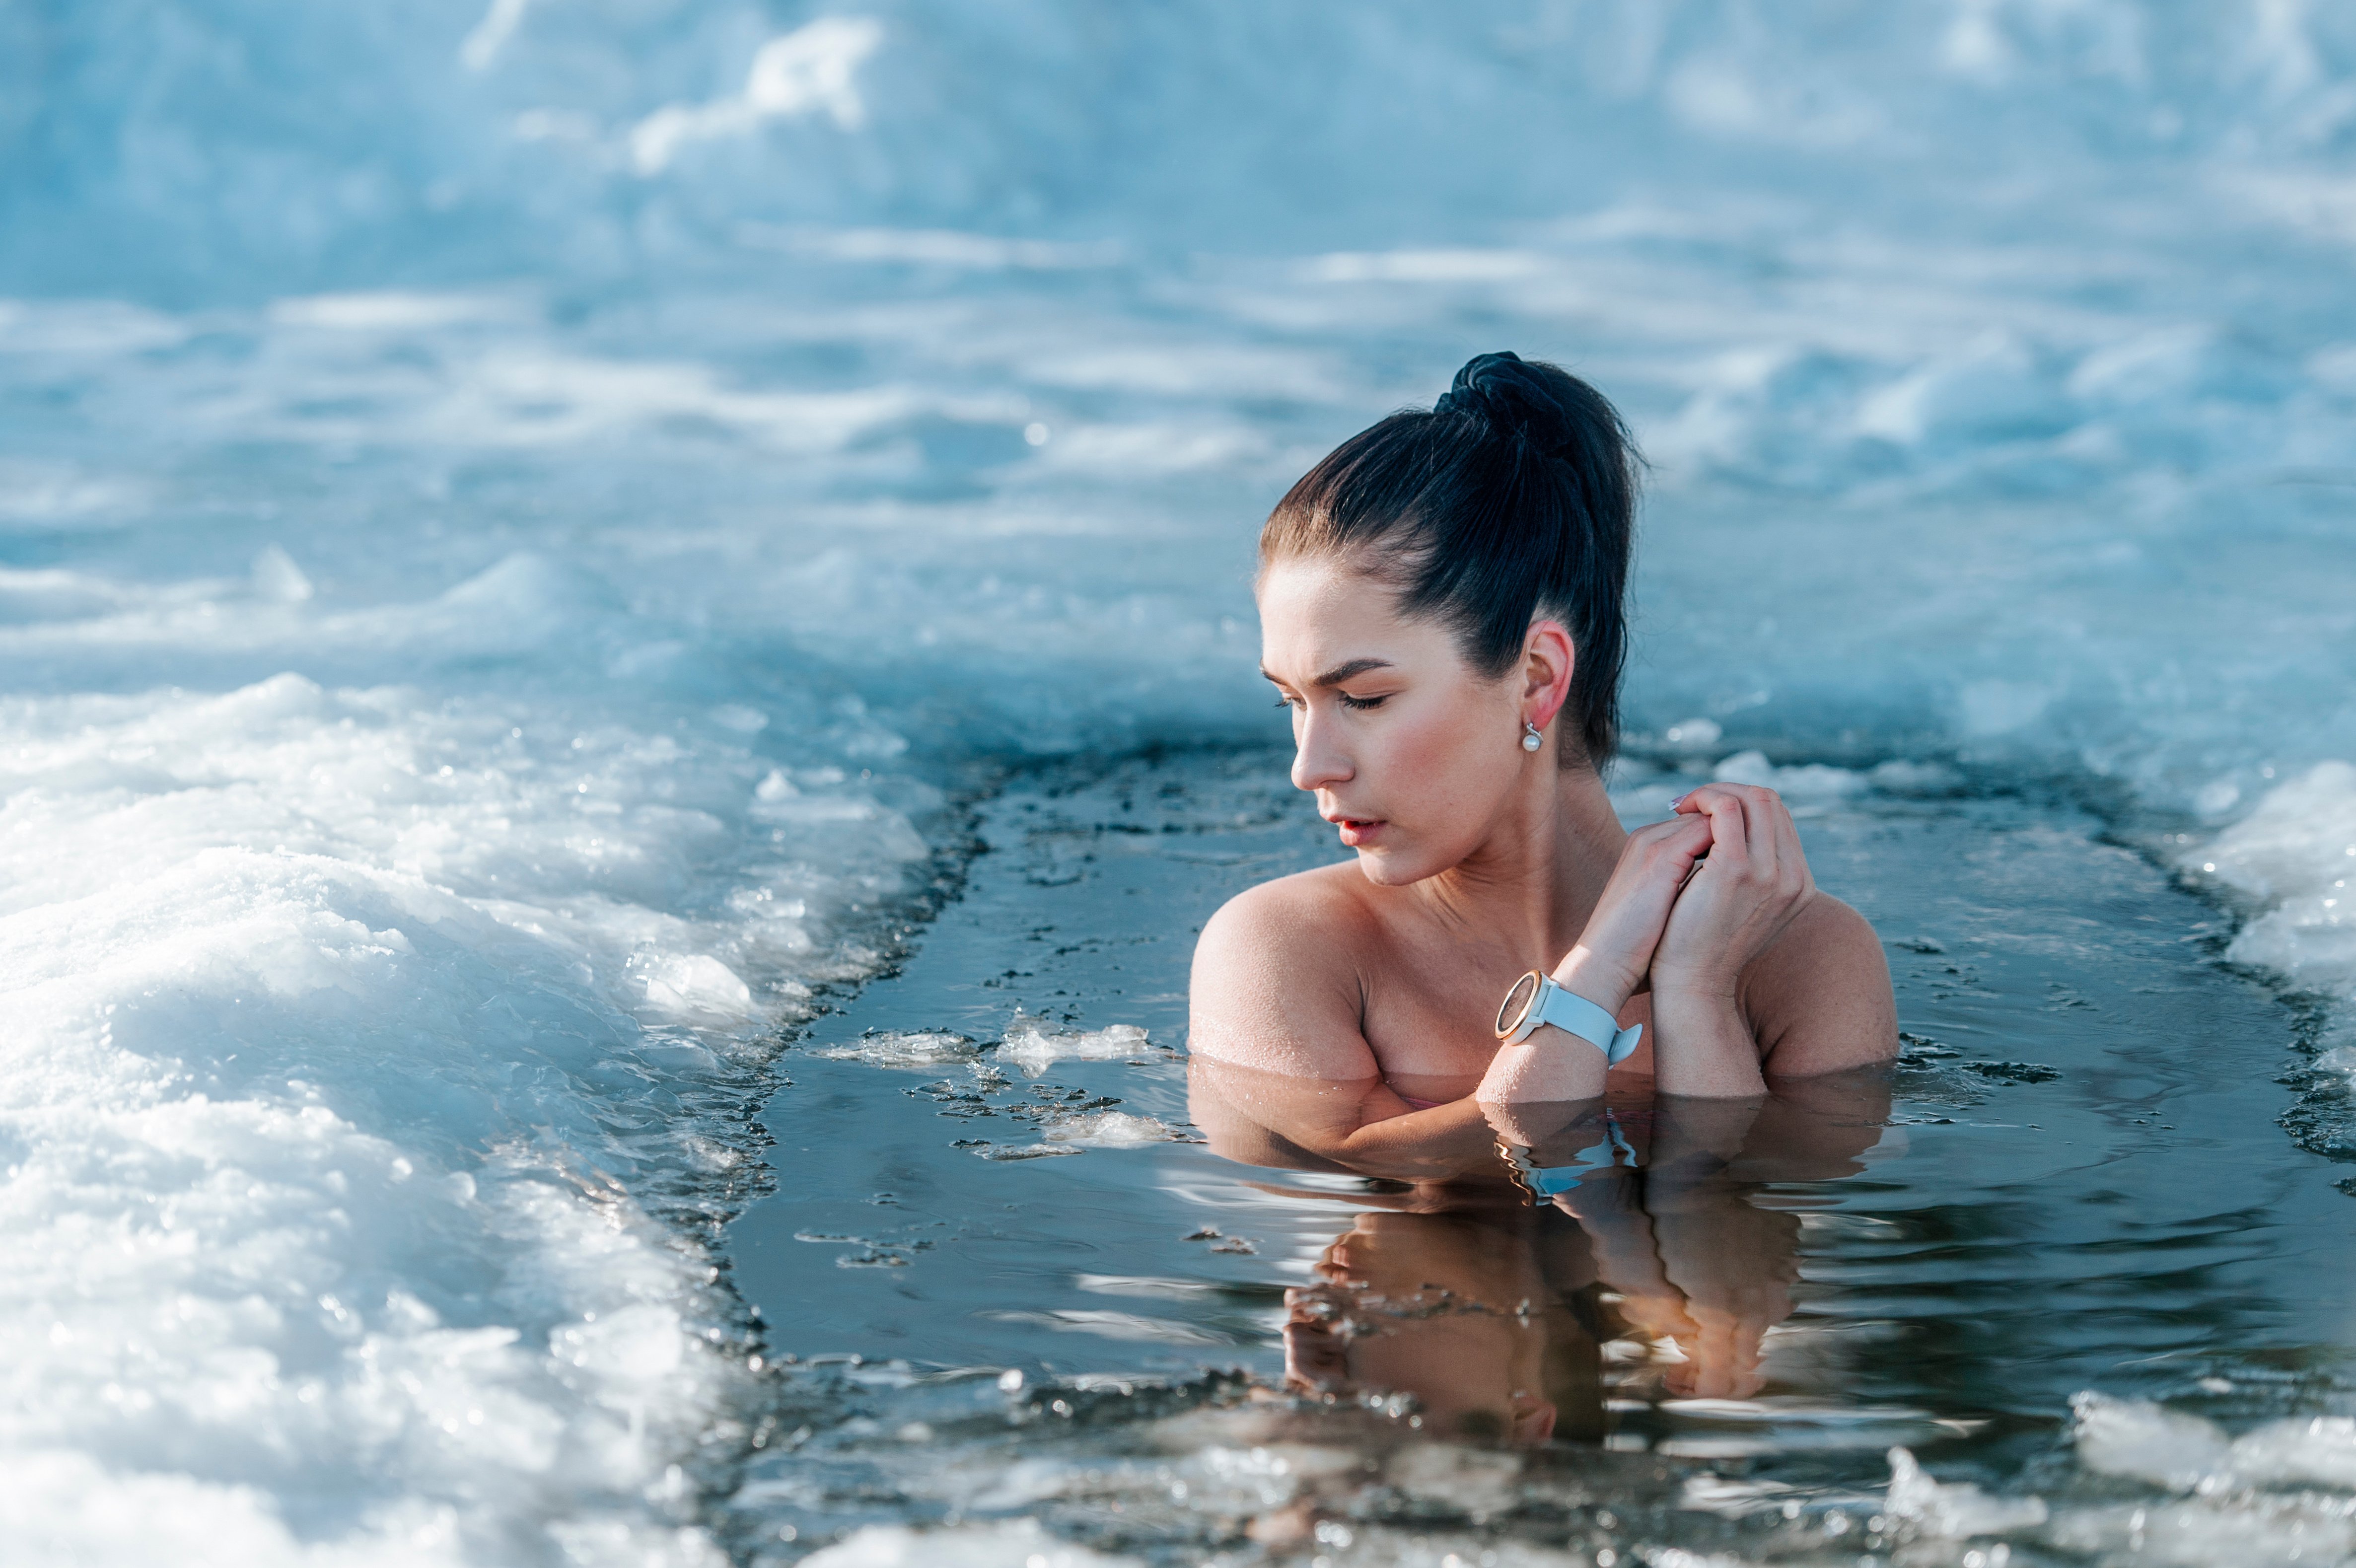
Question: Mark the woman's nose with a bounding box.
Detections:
[1290,710,1353,793]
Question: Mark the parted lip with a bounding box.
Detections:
[1321,811,1382,825]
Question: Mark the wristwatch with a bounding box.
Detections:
[1493,971,1644,1064]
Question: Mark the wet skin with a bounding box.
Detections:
[1189,554,1897,1111]
[1181,555,1900,1440]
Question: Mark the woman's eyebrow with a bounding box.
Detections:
[1260,657,1396,688]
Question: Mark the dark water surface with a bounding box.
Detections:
[720,750,2356,1566]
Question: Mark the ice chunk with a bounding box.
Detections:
[1664,716,1722,751]
[1043,1111,1178,1147]
[801,1519,1142,1567]
[2200,763,2356,1003]
[2231,1415,2356,1491]
[1711,751,1865,799]
[1869,759,1965,797]
[633,952,755,1020]
[2070,1393,2235,1491]
[1884,1446,2048,1537]
[812,1031,980,1069]
[1713,749,1777,786]
[996,1012,1155,1077]
[2045,1496,2356,1567]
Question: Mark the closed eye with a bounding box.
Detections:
[1339,693,1389,711]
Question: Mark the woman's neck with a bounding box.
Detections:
[1408,761,1628,961]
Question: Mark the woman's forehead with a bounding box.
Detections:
[1257,557,1453,671]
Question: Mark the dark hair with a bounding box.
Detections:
[1259,351,1639,765]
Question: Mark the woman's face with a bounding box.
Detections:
[1258,553,1534,887]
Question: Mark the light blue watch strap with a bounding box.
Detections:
[1533,978,1644,1065]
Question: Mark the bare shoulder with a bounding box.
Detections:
[1741,892,1897,1076]
[1187,863,1380,1076]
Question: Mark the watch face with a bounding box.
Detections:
[1495,970,1543,1040]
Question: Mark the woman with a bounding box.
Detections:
[1187,351,1896,1130]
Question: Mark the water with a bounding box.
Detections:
[4,3,2356,1562]
[720,751,2356,1565]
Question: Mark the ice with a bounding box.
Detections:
[2073,1392,2356,1498]
[811,1032,980,1069]
[1041,1112,1179,1148]
[0,670,932,1555]
[2044,1496,2356,1567]
[995,1014,1157,1078]
[7,0,2356,1556]
[799,1520,1142,1568]
[1711,751,1867,799]
[2200,763,2356,1004]
[1884,1446,2049,1538]
[969,1144,1080,1162]
[2072,1392,2239,1491]
[628,18,885,175]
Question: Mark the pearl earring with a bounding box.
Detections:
[1521,719,1543,752]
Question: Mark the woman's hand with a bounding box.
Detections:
[1547,812,1715,1014]
[1641,783,1814,1097]
[1478,814,1711,1105]
[1653,784,1813,1000]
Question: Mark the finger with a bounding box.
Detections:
[1685,787,1754,870]
[1734,786,1779,885]
[1672,782,1751,817]
[1699,784,1782,885]
[1735,785,1807,895]
[1625,814,1712,871]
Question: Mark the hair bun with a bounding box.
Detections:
[1433,350,1578,452]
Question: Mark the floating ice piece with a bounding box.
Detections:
[988,1308,1225,1345]
[1386,1443,1524,1522]
[1884,1446,2048,1538]
[2074,1392,2356,1495]
[1043,1111,1178,1147]
[2071,1392,2235,1491]
[1663,716,1722,751]
[800,1518,1143,1567]
[996,1012,1155,1077]
[2045,1494,2356,1566]
[812,1031,979,1069]
[1869,759,1965,797]
[2232,1415,2356,1491]
[1711,751,1866,799]
[1713,749,1777,786]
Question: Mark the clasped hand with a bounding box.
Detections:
[1556,782,1815,1021]
[1474,783,1814,1103]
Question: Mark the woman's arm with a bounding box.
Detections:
[1188,877,1504,1179]
[1646,784,1897,1096]
[1187,1057,1503,1180]
[1479,810,1718,1105]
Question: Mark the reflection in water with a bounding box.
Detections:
[1190,1061,1892,1447]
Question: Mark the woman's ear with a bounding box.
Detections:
[1522,619,1576,733]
